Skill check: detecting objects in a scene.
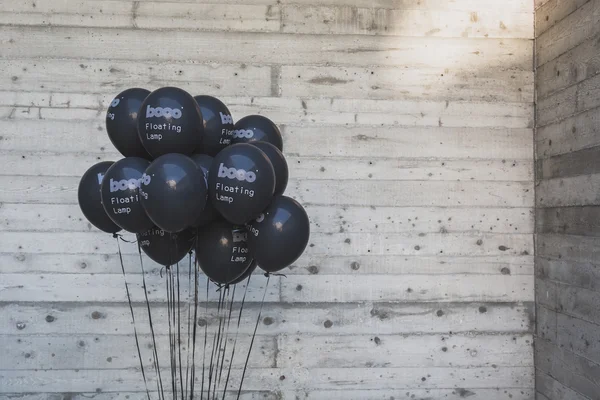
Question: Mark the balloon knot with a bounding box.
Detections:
[215,282,231,292]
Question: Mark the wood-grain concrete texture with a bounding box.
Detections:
[535,0,600,399]
[0,0,534,398]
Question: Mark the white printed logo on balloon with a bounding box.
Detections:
[109,173,151,192]
[247,215,263,237]
[231,229,249,262]
[146,106,182,119]
[217,163,256,183]
[232,230,248,243]
[107,98,120,120]
[144,105,183,140]
[231,129,253,139]
[220,112,233,124]
[108,173,151,214]
[108,174,150,214]
[215,163,256,204]
[138,228,165,247]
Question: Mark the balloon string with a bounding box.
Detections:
[190,242,200,399]
[222,273,251,400]
[210,287,222,400]
[219,286,232,396]
[115,237,151,400]
[114,232,137,244]
[201,279,209,400]
[185,252,193,399]
[166,267,177,398]
[137,242,165,400]
[176,259,185,399]
[212,286,231,400]
[267,272,287,278]
[215,284,236,398]
[212,287,226,399]
[171,267,179,400]
[207,287,225,399]
[214,286,229,398]
[165,268,171,396]
[237,274,270,400]
[167,237,179,399]
[206,288,218,399]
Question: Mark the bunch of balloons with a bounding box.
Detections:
[78,86,310,284]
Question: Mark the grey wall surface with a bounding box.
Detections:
[0,1,534,398]
[535,0,600,399]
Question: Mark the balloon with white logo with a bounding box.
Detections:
[246,195,310,273]
[137,87,204,158]
[249,141,288,195]
[78,161,121,233]
[137,226,195,266]
[195,220,253,285]
[232,115,283,151]
[194,95,235,156]
[209,143,275,225]
[190,154,220,227]
[100,157,155,233]
[140,153,207,233]
[106,88,152,159]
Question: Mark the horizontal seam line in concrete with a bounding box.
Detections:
[0,22,535,40]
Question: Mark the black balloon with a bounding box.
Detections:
[196,220,253,285]
[194,95,234,156]
[106,88,151,159]
[78,161,121,233]
[209,143,275,225]
[190,154,219,227]
[232,115,283,151]
[137,87,203,158]
[140,153,207,233]
[137,227,195,265]
[100,157,154,233]
[249,141,288,195]
[246,196,310,273]
[228,260,257,285]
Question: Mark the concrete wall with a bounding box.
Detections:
[0,1,534,398]
[535,0,600,399]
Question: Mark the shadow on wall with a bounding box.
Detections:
[0,0,534,399]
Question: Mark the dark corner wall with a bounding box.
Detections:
[535,0,600,399]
